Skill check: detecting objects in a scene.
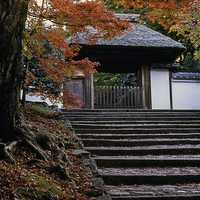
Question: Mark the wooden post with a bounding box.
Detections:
[90,74,94,109]
[83,77,89,108]
[141,65,151,109]
[141,66,146,108]
[169,69,173,110]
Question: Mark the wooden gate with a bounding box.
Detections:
[94,86,143,108]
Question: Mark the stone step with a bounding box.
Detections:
[72,120,200,124]
[62,109,200,112]
[82,138,200,147]
[65,110,200,199]
[98,167,200,185]
[106,185,200,200]
[73,124,200,129]
[77,133,200,139]
[111,195,200,200]
[62,113,200,119]
[94,155,200,168]
[75,128,200,134]
[85,145,200,156]
[63,116,200,121]
[62,111,200,115]
[63,115,200,119]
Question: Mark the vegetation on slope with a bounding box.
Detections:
[0,104,96,200]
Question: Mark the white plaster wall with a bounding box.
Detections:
[172,80,200,109]
[151,68,171,109]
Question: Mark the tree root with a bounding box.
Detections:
[0,124,49,163]
[15,122,50,161]
[0,119,68,164]
[0,141,18,163]
[21,139,49,161]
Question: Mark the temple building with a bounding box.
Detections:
[63,14,187,109]
[26,14,200,110]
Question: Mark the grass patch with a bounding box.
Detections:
[27,174,63,196]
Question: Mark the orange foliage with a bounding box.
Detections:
[26,0,128,81]
[110,0,200,61]
[115,0,182,9]
[111,0,194,29]
[25,0,129,102]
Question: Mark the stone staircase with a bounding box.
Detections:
[62,109,200,200]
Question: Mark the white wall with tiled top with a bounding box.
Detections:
[151,68,200,110]
[172,80,200,109]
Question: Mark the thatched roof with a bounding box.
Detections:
[73,14,185,72]
[99,24,184,49]
[75,14,185,50]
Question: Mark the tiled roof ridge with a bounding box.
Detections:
[116,13,140,22]
[173,72,200,80]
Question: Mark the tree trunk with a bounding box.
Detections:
[0,0,29,141]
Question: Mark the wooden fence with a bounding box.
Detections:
[94,86,143,108]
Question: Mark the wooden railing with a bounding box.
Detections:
[94,86,143,108]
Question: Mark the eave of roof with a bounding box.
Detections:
[72,13,186,73]
[75,23,185,50]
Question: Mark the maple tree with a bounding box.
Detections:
[104,0,200,63]
[170,0,200,61]
[0,0,128,142]
[107,0,189,27]
[24,0,128,102]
